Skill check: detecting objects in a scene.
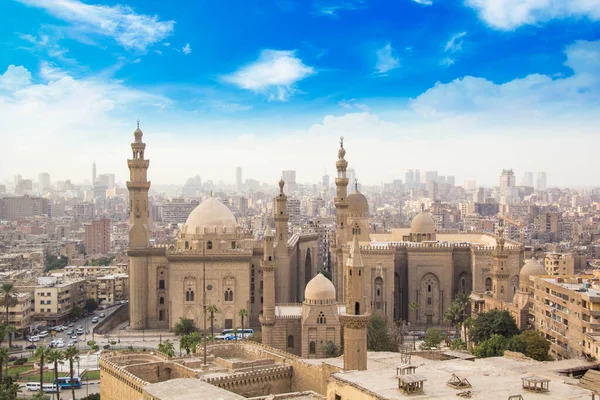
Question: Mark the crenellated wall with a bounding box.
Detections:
[203,365,292,397]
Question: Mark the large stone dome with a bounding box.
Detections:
[184,197,237,235]
[304,273,336,304]
[411,210,435,234]
[520,257,546,286]
[348,190,368,216]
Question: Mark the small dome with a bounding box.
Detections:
[184,197,237,235]
[338,147,346,159]
[305,273,336,302]
[411,210,435,234]
[278,178,285,194]
[520,257,546,286]
[348,190,368,216]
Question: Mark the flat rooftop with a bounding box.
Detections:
[144,378,245,400]
[541,277,600,297]
[328,352,593,399]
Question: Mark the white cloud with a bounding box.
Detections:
[17,0,175,51]
[132,58,142,64]
[412,0,433,5]
[440,57,455,67]
[222,50,315,101]
[0,65,32,91]
[445,32,467,52]
[315,0,366,17]
[375,43,400,75]
[338,99,370,111]
[39,61,68,81]
[466,0,600,30]
[182,43,192,55]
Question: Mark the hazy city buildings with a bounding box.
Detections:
[84,218,111,255]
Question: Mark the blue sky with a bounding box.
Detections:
[0,0,599,187]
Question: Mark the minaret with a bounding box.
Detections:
[274,178,292,302]
[333,137,349,301]
[126,121,151,330]
[492,224,510,302]
[260,225,276,347]
[339,232,370,371]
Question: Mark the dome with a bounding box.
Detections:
[184,197,237,235]
[411,210,435,234]
[304,273,336,302]
[520,257,546,285]
[348,190,368,216]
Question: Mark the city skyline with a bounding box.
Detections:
[0,0,599,186]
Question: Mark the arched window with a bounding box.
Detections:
[186,288,194,302]
[224,288,233,302]
[185,241,189,249]
[485,277,492,291]
[309,341,316,354]
[428,284,432,293]
[159,297,164,305]
[317,311,326,324]
[500,286,504,295]
[287,335,294,348]
[355,302,360,315]
[207,241,213,250]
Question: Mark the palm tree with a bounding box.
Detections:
[206,304,220,337]
[238,309,248,339]
[0,324,6,347]
[35,346,50,393]
[63,346,78,400]
[157,339,175,357]
[47,349,64,400]
[0,347,9,383]
[0,284,18,348]
[454,291,471,341]
[5,326,16,349]
[408,302,420,350]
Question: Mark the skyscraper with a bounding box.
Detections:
[236,166,242,193]
[38,172,50,191]
[405,169,414,187]
[322,168,330,189]
[425,171,438,184]
[521,171,534,187]
[414,169,421,185]
[499,169,516,205]
[92,160,97,186]
[536,172,547,191]
[347,168,357,193]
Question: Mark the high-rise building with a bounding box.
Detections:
[425,171,438,184]
[473,187,485,203]
[38,172,50,191]
[160,198,200,224]
[97,173,115,190]
[428,180,439,201]
[236,166,242,193]
[0,196,50,220]
[464,179,476,191]
[446,176,455,186]
[182,175,202,198]
[405,169,415,187]
[499,169,517,205]
[84,218,111,255]
[282,170,296,185]
[347,168,357,193]
[536,172,547,191]
[521,171,534,187]
[414,169,421,185]
[322,169,330,189]
[92,160,97,186]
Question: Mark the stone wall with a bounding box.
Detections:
[204,364,292,397]
[99,356,148,400]
[326,375,386,400]
[94,303,129,335]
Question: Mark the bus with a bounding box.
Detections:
[55,376,82,389]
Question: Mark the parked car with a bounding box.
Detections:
[92,317,99,323]
[56,342,65,348]
[99,313,106,318]
[70,335,77,340]
[29,336,40,342]
[25,343,37,350]
[66,329,74,335]
[38,331,49,338]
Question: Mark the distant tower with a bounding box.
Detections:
[236,166,242,193]
[333,137,349,302]
[260,225,276,347]
[339,232,370,371]
[126,121,151,330]
[322,167,330,189]
[491,224,510,302]
[274,178,292,302]
[92,160,97,186]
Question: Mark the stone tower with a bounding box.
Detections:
[333,137,349,302]
[260,225,276,347]
[274,178,292,302]
[492,225,510,302]
[339,232,370,371]
[127,121,151,330]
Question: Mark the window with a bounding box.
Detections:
[317,311,326,324]
[159,310,165,321]
[231,241,236,249]
[309,341,316,354]
[355,302,360,315]
[159,280,165,290]
[224,289,233,302]
[159,297,164,305]
[186,289,194,302]
[287,335,294,348]
[427,298,432,305]
[207,241,213,250]
[428,285,432,293]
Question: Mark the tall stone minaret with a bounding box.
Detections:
[127,121,150,330]
[260,225,276,347]
[492,225,510,302]
[333,137,349,301]
[339,232,370,371]
[274,178,292,302]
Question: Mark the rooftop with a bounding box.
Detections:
[144,378,244,400]
[540,276,600,297]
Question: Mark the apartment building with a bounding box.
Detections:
[86,273,129,305]
[7,292,34,330]
[26,277,86,325]
[544,253,575,276]
[532,274,600,360]
[64,264,127,277]
[84,218,111,255]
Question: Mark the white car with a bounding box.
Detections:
[29,336,40,342]
[38,331,49,338]
[56,342,65,348]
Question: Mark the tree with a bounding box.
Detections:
[323,342,340,358]
[474,334,509,358]
[367,315,397,352]
[408,302,419,319]
[180,332,201,355]
[0,376,20,400]
[174,318,197,336]
[158,339,175,357]
[511,330,552,361]
[87,340,99,352]
[0,284,18,348]
[63,346,79,400]
[0,324,6,347]
[469,309,519,344]
[421,328,443,350]
[0,347,8,383]
[238,309,248,339]
[85,299,98,314]
[70,305,82,319]
[35,346,51,394]
[206,304,220,337]
[47,349,64,400]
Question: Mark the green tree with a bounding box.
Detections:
[180,332,201,355]
[469,309,519,344]
[0,324,6,347]
[63,346,79,400]
[47,349,64,400]
[206,304,220,337]
[513,330,552,361]
[238,309,248,339]
[158,339,175,357]
[0,284,18,348]
[450,338,467,351]
[0,347,9,383]
[174,318,197,336]
[46,255,68,271]
[323,342,340,358]
[35,346,51,394]
[87,340,99,352]
[70,305,82,319]
[474,334,509,358]
[421,328,443,350]
[367,315,397,352]
[0,376,20,400]
[85,299,98,314]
